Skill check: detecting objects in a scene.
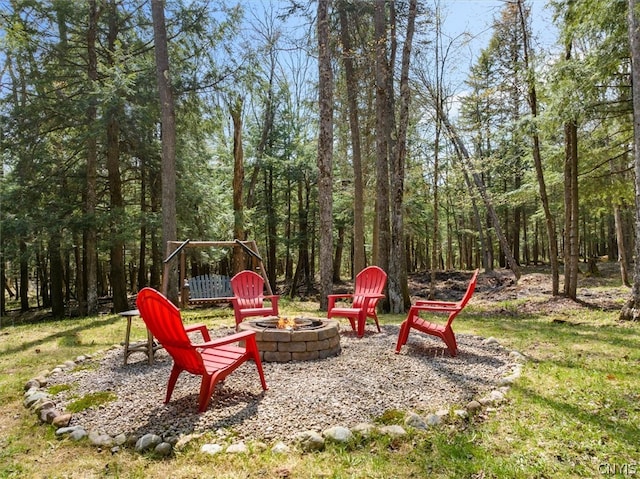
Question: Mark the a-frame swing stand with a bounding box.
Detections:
[162,239,272,308]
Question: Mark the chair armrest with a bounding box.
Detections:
[327,294,353,310]
[264,294,279,304]
[194,330,257,349]
[412,301,460,313]
[265,295,279,315]
[358,293,385,310]
[328,294,354,300]
[408,301,462,318]
[184,323,211,342]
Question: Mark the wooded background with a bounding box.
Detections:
[0,0,635,317]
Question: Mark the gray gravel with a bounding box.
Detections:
[47,324,512,442]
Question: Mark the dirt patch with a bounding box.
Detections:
[408,262,630,315]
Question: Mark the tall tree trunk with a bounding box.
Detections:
[317,0,333,311]
[560,37,579,299]
[516,0,559,295]
[513,198,522,265]
[106,111,127,312]
[333,224,345,282]
[230,96,246,274]
[20,239,29,311]
[265,168,277,290]
[6,37,31,312]
[285,177,293,283]
[338,2,366,275]
[49,233,64,318]
[613,202,631,287]
[37,247,49,307]
[0,255,5,318]
[621,0,640,319]
[609,152,631,287]
[152,0,178,302]
[430,3,443,299]
[106,0,127,313]
[388,0,416,313]
[430,124,441,299]
[149,162,162,290]
[563,116,579,299]
[522,208,530,265]
[374,0,391,310]
[137,151,147,291]
[291,177,311,297]
[459,165,488,271]
[83,0,99,316]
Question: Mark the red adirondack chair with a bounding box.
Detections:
[327,265,387,337]
[395,269,479,357]
[230,270,279,329]
[136,287,267,413]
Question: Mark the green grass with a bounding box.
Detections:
[66,391,118,413]
[47,384,72,395]
[1,281,639,478]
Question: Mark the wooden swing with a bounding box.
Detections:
[163,239,272,308]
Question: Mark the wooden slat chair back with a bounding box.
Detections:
[327,265,387,337]
[188,274,233,304]
[395,269,479,357]
[136,287,267,412]
[230,270,280,329]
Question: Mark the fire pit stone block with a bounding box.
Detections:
[239,318,341,363]
[292,351,320,361]
[261,330,292,343]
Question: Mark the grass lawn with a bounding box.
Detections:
[1,271,639,478]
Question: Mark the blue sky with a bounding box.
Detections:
[432,0,559,93]
[442,0,558,58]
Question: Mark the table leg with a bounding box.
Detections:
[146,328,154,365]
[124,316,133,365]
[120,309,161,365]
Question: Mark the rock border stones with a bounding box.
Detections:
[23,337,526,457]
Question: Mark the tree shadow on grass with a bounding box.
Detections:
[464,312,640,356]
[0,315,119,357]
[511,383,640,450]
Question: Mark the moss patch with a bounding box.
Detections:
[66,391,117,413]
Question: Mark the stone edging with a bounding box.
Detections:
[22,337,527,457]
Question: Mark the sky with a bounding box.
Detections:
[427,0,559,93]
[441,0,559,59]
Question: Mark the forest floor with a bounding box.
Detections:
[407,260,628,315]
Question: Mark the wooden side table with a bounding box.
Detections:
[119,309,161,365]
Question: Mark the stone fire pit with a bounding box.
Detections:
[237,317,341,362]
